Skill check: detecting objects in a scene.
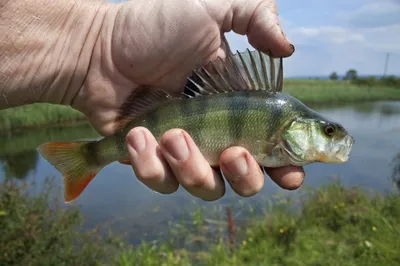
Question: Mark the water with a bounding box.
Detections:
[1,101,400,242]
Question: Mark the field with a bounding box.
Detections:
[0,103,85,133]
[1,79,399,133]
[1,177,400,266]
[285,79,400,104]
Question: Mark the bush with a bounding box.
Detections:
[350,75,400,88]
[0,178,122,266]
[380,75,400,88]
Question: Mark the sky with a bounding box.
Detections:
[110,0,400,77]
[227,0,400,77]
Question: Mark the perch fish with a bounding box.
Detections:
[38,49,355,203]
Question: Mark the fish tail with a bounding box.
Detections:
[37,141,103,203]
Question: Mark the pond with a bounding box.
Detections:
[1,101,400,243]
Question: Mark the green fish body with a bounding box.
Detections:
[38,49,355,203]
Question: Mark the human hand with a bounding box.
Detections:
[71,0,304,200]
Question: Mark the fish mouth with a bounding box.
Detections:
[280,140,308,166]
[330,135,355,163]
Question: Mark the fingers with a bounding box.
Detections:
[265,165,305,190]
[126,127,179,194]
[226,0,295,57]
[159,129,226,201]
[220,147,264,197]
[125,127,304,200]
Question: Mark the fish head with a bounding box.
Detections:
[280,118,355,166]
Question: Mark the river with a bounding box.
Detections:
[1,101,400,243]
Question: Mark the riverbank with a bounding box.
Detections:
[0,103,86,133]
[1,79,399,133]
[285,79,400,104]
[2,177,400,266]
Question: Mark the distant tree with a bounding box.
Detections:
[352,76,377,87]
[343,69,358,81]
[380,75,400,87]
[329,72,338,80]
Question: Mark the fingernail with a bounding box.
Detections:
[163,131,189,161]
[127,129,146,153]
[290,43,295,53]
[224,155,249,178]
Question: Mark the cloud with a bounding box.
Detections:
[343,2,400,28]
[289,26,365,44]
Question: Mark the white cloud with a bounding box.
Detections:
[290,26,365,44]
[362,24,400,53]
[340,1,400,28]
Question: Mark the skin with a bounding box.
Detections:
[0,0,304,201]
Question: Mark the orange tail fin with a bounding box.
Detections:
[37,141,103,203]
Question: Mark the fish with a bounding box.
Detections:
[37,49,355,203]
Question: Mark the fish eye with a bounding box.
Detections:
[324,124,336,136]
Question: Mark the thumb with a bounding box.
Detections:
[224,0,294,57]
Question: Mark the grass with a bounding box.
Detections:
[0,178,123,266]
[0,79,399,133]
[116,183,400,266]
[0,103,86,133]
[284,79,400,104]
[2,176,400,266]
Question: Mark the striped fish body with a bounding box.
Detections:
[93,91,304,169]
[37,48,354,203]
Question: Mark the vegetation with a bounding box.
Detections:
[1,76,399,133]
[329,68,400,88]
[0,178,123,266]
[2,175,400,266]
[329,71,338,80]
[0,103,86,133]
[285,79,400,104]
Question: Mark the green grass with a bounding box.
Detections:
[0,178,123,266]
[2,176,400,266]
[0,103,86,133]
[285,79,400,104]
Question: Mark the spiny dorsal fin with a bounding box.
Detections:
[114,49,284,131]
[186,49,284,96]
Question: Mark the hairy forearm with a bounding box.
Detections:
[0,0,112,109]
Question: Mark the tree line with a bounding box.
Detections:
[329,69,400,87]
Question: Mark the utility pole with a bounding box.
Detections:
[383,53,390,77]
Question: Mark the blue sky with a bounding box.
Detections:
[227,0,400,77]
[110,0,400,77]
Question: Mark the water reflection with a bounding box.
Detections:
[0,150,38,179]
[0,123,100,156]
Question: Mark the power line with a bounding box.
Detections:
[383,53,390,77]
